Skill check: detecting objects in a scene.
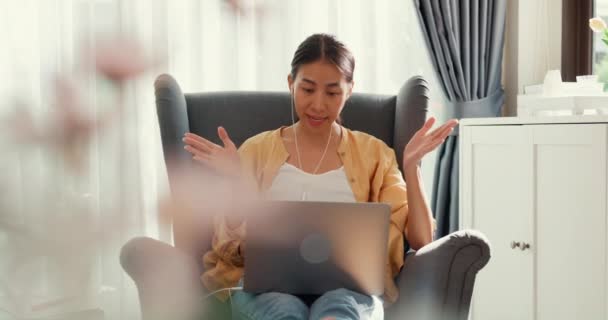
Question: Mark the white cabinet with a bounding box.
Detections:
[460,117,608,320]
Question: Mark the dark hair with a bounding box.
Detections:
[290,33,355,83]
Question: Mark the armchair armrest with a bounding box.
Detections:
[386,230,491,320]
[120,237,204,320]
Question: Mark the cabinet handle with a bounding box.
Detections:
[510,241,521,249]
[520,243,531,251]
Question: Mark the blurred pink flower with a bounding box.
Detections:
[6,102,42,143]
[158,163,262,227]
[225,0,245,15]
[6,77,109,172]
[224,0,267,18]
[92,37,157,82]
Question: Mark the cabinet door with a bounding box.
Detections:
[533,124,607,320]
[460,125,535,320]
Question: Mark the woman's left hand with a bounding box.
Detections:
[403,117,459,171]
[182,127,241,177]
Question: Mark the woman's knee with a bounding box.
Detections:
[310,288,380,320]
[316,288,366,305]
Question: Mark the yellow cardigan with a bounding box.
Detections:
[201,126,410,305]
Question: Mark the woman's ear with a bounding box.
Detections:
[287,74,294,93]
[347,81,354,98]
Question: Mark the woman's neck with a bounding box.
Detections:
[294,121,340,146]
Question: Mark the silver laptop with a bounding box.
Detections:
[243,201,390,296]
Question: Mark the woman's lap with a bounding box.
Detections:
[231,288,383,320]
[231,291,309,320]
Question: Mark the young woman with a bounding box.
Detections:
[183,33,458,320]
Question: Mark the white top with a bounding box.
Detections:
[266,163,356,202]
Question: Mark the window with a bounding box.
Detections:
[561,0,593,81]
[594,0,608,72]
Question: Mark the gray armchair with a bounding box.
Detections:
[120,74,490,320]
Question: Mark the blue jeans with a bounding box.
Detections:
[231,288,383,320]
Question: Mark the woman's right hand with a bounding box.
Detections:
[183,126,241,177]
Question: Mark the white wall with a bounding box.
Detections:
[503,0,563,116]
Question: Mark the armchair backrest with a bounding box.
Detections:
[154,74,429,272]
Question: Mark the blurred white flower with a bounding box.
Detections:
[590,17,607,33]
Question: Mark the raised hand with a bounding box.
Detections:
[403,117,459,171]
[182,126,241,177]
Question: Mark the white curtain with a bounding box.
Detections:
[0,1,441,319]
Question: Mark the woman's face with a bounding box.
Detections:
[288,60,353,133]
